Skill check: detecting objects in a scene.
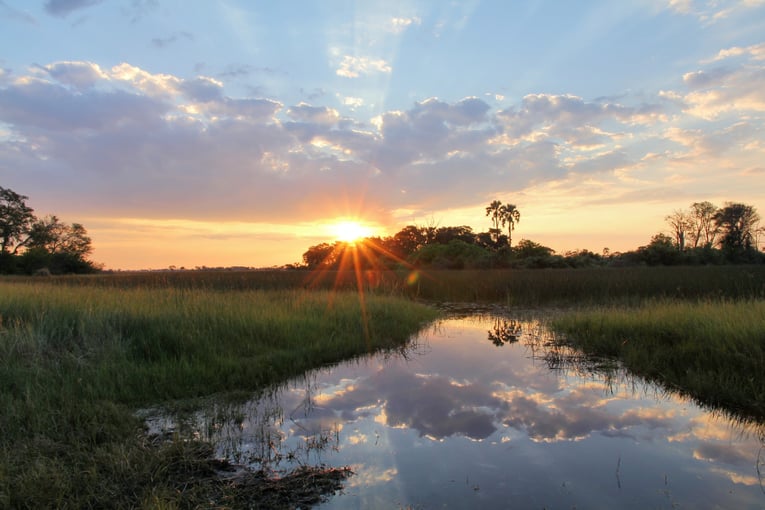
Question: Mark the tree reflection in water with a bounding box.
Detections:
[487,317,522,346]
[141,312,765,508]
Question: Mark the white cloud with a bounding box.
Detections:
[340,95,365,109]
[389,16,421,33]
[664,0,765,23]
[286,103,340,124]
[109,63,181,98]
[703,42,765,64]
[0,53,761,233]
[336,55,392,78]
[683,66,765,118]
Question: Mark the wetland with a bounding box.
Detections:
[1,267,764,508]
[146,308,765,509]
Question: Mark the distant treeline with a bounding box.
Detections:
[0,186,98,275]
[301,200,764,270]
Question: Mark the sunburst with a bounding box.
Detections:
[329,220,374,244]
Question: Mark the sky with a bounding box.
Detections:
[1,0,764,269]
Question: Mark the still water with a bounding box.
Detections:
[147,310,765,508]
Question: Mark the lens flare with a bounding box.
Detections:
[330,221,374,244]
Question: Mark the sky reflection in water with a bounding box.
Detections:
[150,313,765,509]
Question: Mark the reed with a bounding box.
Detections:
[552,299,765,420]
[18,264,765,305]
[0,280,438,508]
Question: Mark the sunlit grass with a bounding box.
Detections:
[0,280,438,508]
[21,265,765,305]
[552,299,765,419]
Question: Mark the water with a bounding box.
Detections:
[145,310,765,508]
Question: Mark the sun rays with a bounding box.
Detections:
[329,220,375,244]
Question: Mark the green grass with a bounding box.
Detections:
[552,299,765,420]
[3,266,764,506]
[0,280,438,508]
[21,265,765,305]
[402,266,765,304]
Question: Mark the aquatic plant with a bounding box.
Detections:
[552,299,765,420]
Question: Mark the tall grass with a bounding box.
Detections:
[0,281,438,508]
[402,266,765,304]
[26,265,764,304]
[552,299,765,420]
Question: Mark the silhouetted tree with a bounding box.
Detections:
[0,186,35,255]
[434,225,475,245]
[638,233,681,265]
[500,203,520,248]
[485,200,503,243]
[302,242,338,269]
[689,201,719,248]
[390,225,430,258]
[714,202,761,258]
[665,209,692,251]
[26,215,93,257]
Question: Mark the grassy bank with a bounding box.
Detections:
[0,281,438,508]
[552,299,765,420]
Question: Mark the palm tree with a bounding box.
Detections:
[500,203,520,248]
[485,200,503,243]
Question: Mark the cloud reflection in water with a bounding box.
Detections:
[145,314,765,509]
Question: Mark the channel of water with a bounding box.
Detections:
[144,308,765,508]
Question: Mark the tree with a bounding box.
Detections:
[0,186,35,255]
[638,233,681,265]
[665,209,692,251]
[302,242,338,269]
[434,225,475,245]
[26,215,93,257]
[514,239,553,259]
[485,200,504,244]
[500,203,520,248]
[688,201,718,248]
[714,202,761,256]
[389,225,431,258]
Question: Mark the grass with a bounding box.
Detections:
[552,299,765,420]
[401,265,765,304]
[3,265,764,506]
[21,264,765,305]
[0,280,438,508]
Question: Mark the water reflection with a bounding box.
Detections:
[487,317,522,346]
[144,312,765,509]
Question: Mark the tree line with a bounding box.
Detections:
[301,200,764,270]
[0,187,98,274]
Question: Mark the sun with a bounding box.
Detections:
[330,220,374,244]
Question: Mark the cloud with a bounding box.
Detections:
[178,76,224,102]
[702,43,765,64]
[0,78,168,132]
[44,0,102,18]
[151,31,195,49]
[664,0,765,23]
[286,103,340,124]
[109,62,181,97]
[319,365,504,440]
[389,16,421,33]
[121,0,158,23]
[0,0,35,23]
[43,61,108,90]
[0,61,656,223]
[0,53,761,228]
[336,55,392,78]
[682,66,765,118]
